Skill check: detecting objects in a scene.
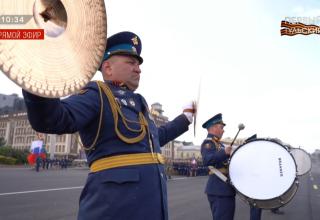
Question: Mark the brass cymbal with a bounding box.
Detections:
[0,0,107,97]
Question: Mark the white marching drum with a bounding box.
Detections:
[229,139,299,209]
[290,148,312,176]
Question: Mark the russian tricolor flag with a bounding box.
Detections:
[27,140,46,165]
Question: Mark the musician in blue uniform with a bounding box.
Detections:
[201,113,235,220]
[22,31,195,220]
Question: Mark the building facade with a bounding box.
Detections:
[0,112,79,158]
[149,103,178,160]
[174,142,201,160]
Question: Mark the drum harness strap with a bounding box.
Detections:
[207,137,229,183]
[208,166,228,182]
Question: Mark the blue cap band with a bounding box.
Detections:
[102,44,137,61]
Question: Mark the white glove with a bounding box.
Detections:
[183,101,196,123]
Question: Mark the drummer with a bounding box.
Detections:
[200,113,235,220]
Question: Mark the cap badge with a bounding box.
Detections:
[131,36,139,45]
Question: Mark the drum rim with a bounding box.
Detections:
[234,178,299,209]
[231,138,288,156]
[290,147,310,154]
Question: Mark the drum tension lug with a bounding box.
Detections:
[247,198,256,207]
[278,198,285,204]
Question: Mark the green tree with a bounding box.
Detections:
[0,146,29,164]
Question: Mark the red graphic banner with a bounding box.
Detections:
[0,29,44,40]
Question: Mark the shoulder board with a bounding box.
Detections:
[202,141,214,149]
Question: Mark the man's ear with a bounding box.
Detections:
[101,60,112,77]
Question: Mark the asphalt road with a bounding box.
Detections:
[0,160,319,220]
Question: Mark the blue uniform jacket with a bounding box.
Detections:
[201,134,235,196]
[22,81,190,220]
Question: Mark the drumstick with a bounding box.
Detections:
[230,123,245,147]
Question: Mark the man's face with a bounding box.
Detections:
[209,123,225,139]
[102,55,141,91]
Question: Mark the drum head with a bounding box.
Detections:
[229,139,297,200]
[290,148,311,176]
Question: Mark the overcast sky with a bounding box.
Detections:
[1,0,320,153]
